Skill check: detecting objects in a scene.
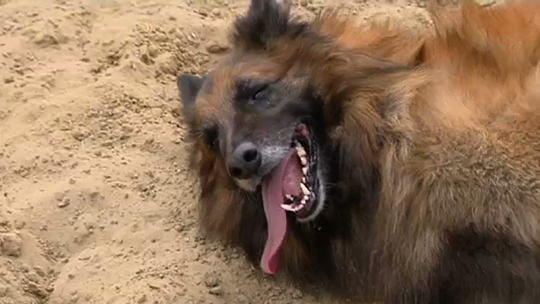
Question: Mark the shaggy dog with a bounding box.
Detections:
[176,0,540,303]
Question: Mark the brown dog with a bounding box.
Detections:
[176,0,540,303]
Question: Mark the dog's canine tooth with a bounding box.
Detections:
[300,183,310,195]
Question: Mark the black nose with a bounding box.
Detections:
[227,142,261,179]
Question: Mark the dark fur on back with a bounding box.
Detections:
[176,0,540,303]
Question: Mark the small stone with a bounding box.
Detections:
[205,41,230,54]
[3,76,14,83]
[58,198,70,208]
[203,271,221,288]
[209,286,223,296]
[73,131,88,141]
[147,44,159,58]
[0,232,22,257]
[173,224,184,232]
[137,294,148,303]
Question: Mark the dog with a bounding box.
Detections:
[176,0,540,303]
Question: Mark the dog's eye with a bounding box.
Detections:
[203,127,219,151]
[237,80,269,106]
[250,85,267,103]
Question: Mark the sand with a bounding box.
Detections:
[0,0,456,303]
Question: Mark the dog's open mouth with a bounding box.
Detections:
[279,123,319,216]
[260,122,320,275]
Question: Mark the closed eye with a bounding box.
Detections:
[236,79,269,105]
[250,85,268,104]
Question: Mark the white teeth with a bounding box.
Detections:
[302,167,308,175]
[300,156,307,166]
[300,199,306,205]
[281,204,295,211]
[296,145,306,157]
[303,195,309,201]
[300,183,310,195]
[285,194,293,201]
[302,177,306,183]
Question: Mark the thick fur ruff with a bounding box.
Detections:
[177,1,540,303]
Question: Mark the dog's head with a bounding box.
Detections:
[179,1,330,216]
[177,0,397,275]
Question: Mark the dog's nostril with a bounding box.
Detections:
[243,149,259,163]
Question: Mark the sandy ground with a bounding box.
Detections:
[0,0,443,303]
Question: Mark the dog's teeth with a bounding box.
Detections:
[302,167,308,175]
[300,199,306,205]
[296,146,306,157]
[285,194,293,201]
[300,183,310,195]
[300,156,308,166]
[302,177,306,183]
[303,195,309,201]
[281,204,295,211]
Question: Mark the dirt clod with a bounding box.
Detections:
[0,232,22,257]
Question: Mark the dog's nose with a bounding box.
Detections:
[227,142,261,179]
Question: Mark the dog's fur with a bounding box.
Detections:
[176,0,540,303]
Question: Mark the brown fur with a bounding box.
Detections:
[178,1,540,303]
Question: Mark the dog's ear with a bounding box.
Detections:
[233,0,295,49]
[177,74,206,124]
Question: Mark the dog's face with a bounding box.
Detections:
[178,54,328,222]
[178,0,330,224]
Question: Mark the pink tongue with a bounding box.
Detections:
[261,149,303,275]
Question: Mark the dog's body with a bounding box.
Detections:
[177,1,540,303]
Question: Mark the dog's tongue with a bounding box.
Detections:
[261,149,303,275]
